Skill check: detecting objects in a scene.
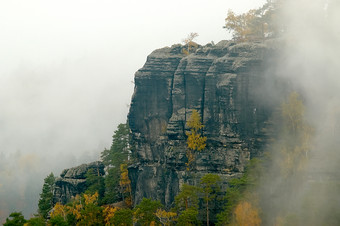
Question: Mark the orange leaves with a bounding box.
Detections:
[234,201,261,226]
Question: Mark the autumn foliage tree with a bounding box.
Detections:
[119,163,132,207]
[182,32,199,55]
[133,198,163,225]
[279,92,313,177]
[186,110,207,170]
[224,0,282,41]
[155,209,177,226]
[49,192,105,225]
[234,201,261,226]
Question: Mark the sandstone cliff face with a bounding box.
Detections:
[128,40,282,207]
[53,161,104,205]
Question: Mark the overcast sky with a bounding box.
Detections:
[0,0,266,219]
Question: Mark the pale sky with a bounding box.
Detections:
[0,0,266,218]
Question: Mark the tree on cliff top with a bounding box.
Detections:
[224,0,282,41]
[182,32,199,55]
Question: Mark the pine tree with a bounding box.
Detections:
[101,123,130,204]
[200,174,221,226]
[38,172,55,219]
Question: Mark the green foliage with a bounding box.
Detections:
[85,168,105,202]
[102,167,121,204]
[173,184,200,225]
[101,123,130,204]
[77,202,104,225]
[217,159,262,225]
[177,208,200,226]
[101,123,130,167]
[38,172,55,219]
[111,208,133,226]
[134,198,163,225]
[200,174,222,203]
[174,184,200,211]
[25,217,45,226]
[200,174,222,226]
[4,212,27,226]
[49,215,68,226]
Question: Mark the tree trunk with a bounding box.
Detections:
[206,199,209,226]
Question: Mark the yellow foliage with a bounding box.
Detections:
[84,192,99,205]
[50,202,68,219]
[234,201,261,226]
[186,110,204,131]
[274,216,284,226]
[155,209,177,226]
[103,206,119,225]
[65,195,82,219]
[120,163,133,207]
[182,32,199,55]
[186,110,206,151]
[185,110,207,170]
[185,149,195,171]
[279,92,314,177]
[281,92,305,133]
[225,9,265,41]
[186,131,207,151]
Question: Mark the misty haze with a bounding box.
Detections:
[1,0,340,225]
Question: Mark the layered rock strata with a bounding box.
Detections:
[53,161,104,204]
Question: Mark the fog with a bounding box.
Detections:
[0,0,266,220]
[257,0,340,225]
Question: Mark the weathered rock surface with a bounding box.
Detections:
[128,40,283,208]
[53,161,104,204]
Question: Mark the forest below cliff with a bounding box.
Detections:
[4,0,340,225]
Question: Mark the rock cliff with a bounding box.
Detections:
[53,161,105,205]
[128,40,283,208]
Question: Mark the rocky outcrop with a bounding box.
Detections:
[128,40,283,208]
[53,161,104,204]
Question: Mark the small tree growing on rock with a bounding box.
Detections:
[186,110,207,170]
[182,32,199,55]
